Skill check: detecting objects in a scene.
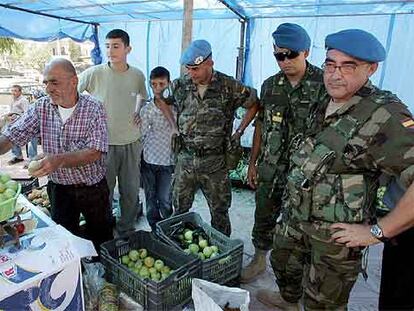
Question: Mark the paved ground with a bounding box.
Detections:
[1,148,382,310]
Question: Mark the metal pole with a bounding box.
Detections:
[181,0,193,76]
[236,19,247,81]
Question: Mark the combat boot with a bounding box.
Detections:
[240,248,267,283]
[256,289,300,311]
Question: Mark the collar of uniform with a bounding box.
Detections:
[329,95,363,117]
[280,60,314,89]
[356,80,376,97]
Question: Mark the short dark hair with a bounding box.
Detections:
[150,66,170,81]
[11,85,22,91]
[106,29,130,46]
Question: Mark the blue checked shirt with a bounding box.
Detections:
[140,100,175,166]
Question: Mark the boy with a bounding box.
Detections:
[140,66,175,230]
[78,29,147,234]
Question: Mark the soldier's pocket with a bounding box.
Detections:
[337,174,365,223]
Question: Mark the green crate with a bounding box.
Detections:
[0,183,21,223]
[100,231,201,311]
[156,212,244,285]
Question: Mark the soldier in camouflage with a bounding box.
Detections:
[242,23,326,285]
[266,29,414,310]
[171,40,258,236]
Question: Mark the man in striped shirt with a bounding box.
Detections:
[0,58,113,253]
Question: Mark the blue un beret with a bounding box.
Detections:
[180,39,212,66]
[272,23,311,52]
[325,29,386,62]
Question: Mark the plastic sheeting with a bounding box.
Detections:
[1,0,414,109]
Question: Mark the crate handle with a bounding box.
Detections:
[173,269,189,282]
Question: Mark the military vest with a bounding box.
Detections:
[258,64,325,181]
[173,73,232,151]
[287,87,397,224]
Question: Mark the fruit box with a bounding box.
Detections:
[156,212,244,285]
[100,231,201,311]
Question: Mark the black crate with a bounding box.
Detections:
[156,212,244,285]
[100,231,201,311]
[17,178,39,194]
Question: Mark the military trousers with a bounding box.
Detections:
[172,152,232,236]
[271,220,362,310]
[251,164,285,251]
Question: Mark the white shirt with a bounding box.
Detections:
[58,104,77,123]
[10,95,29,114]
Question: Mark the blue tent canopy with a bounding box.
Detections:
[1,0,414,110]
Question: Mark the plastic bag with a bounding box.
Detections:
[192,278,250,311]
[82,262,106,311]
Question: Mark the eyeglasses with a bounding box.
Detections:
[322,61,368,75]
[273,50,300,62]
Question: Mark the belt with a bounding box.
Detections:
[51,178,106,189]
[183,146,224,157]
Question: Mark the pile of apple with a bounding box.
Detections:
[0,173,19,203]
[178,228,220,260]
[120,248,172,282]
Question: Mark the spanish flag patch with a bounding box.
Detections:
[402,118,414,128]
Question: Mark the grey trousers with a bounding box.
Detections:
[106,140,142,233]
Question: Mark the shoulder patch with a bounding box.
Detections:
[402,118,414,129]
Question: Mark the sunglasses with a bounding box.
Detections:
[273,50,300,62]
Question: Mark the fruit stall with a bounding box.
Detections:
[0,171,248,311]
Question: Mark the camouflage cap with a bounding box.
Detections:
[272,23,311,52]
[325,29,386,62]
[180,39,212,66]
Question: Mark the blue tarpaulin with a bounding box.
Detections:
[1,0,414,110]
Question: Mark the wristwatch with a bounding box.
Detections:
[370,223,389,242]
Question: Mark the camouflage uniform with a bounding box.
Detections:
[172,71,256,236]
[272,81,414,309]
[253,62,325,251]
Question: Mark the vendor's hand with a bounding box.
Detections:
[133,112,141,127]
[247,163,258,189]
[30,154,62,177]
[330,223,380,248]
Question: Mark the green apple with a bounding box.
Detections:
[27,160,41,175]
[138,248,148,259]
[203,246,213,258]
[211,245,219,253]
[149,267,157,275]
[161,272,170,280]
[154,259,164,271]
[161,266,171,274]
[128,261,135,268]
[184,230,193,241]
[134,259,143,269]
[189,243,199,254]
[0,193,7,202]
[121,255,130,265]
[0,174,11,184]
[139,266,150,279]
[210,252,219,259]
[3,188,15,200]
[198,239,208,249]
[183,248,191,255]
[151,272,161,282]
[128,249,139,261]
[198,252,205,260]
[5,180,18,192]
[144,256,155,268]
